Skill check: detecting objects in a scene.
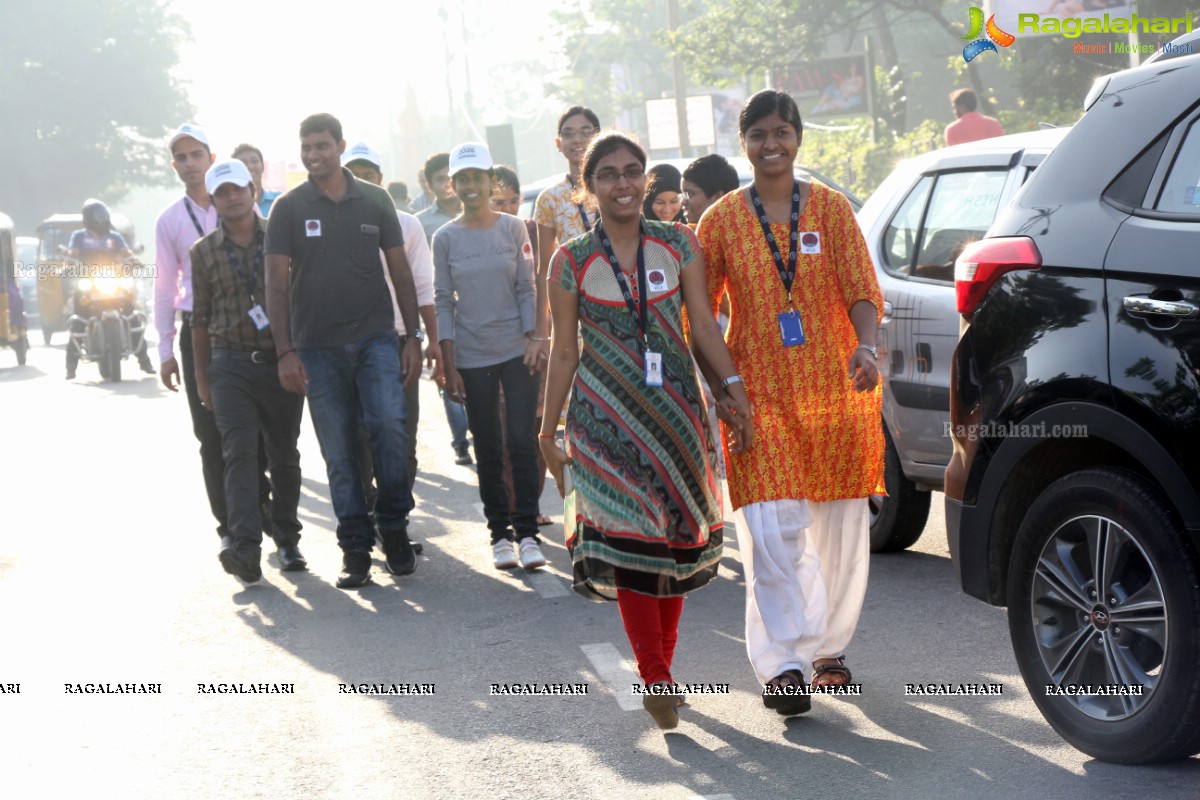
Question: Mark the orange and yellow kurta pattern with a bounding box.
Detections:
[699,182,885,509]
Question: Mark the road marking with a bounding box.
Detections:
[525,570,569,598]
[580,642,643,711]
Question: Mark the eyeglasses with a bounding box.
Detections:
[592,165,645,185]
[559,126,597,140]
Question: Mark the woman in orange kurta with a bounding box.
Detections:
[697,89,884,716]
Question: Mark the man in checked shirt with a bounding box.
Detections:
[191,159,306,583]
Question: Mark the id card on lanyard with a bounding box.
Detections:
[596,220,662,387]
[224,233,269,331]
[749,181,806,347]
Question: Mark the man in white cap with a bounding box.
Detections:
[155,124,270,547]
[190,160,307,582]
[342,141,440,552]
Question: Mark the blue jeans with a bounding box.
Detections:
[442,387,469,450]
[300,331,412,553]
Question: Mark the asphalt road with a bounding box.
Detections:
[2,339,1198,799]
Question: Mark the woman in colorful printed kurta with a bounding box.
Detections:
[540,132,752,730]
[698,89,884,716]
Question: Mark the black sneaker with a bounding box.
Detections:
[138,354,155,374]
[379,529,417,576]
[336,551,372,589]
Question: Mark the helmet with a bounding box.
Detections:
[82,198,112,233]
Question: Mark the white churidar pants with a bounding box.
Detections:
[737,497,870,684]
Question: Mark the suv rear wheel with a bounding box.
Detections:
[1007,467,1200,763]
[869,429,930,552]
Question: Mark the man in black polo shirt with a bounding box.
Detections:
[265,113,424,589]
[192,159,306,583]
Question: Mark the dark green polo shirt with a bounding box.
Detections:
[265,168,404,348]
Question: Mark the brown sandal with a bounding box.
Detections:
[762,669,811,716]
[811,656,852,687]
[642,683,680,730]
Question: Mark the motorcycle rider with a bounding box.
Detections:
[65,199,154,379]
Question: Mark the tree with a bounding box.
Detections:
[0,0,193,231]
[544,0,693,128]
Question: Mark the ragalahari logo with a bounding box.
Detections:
[962,7,1015,62]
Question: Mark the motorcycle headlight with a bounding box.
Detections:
[93,277,120,295]
[78,278,93,292]
[118,277,135,291]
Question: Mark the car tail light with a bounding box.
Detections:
[955,236,1042,314]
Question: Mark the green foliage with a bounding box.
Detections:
[800,117,945,202]
[677,0,838,85]
[543,0,678,126]
[0,0,193,230]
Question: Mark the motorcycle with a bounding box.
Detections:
[62,249,148,382]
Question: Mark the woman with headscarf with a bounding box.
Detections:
[642,163,686,223]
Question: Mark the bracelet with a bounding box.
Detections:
[856,344,878,358]
[537,433,557,439]
[528,335,551,342]
[277,348,295,359]
[720,375,743,389]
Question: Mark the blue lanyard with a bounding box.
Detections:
[183,197,207,239]
[222,231,264,306]
[748,181,801,307]
[595,218,649,351]
[565,174,591,230]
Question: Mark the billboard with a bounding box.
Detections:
[773,54,871,121]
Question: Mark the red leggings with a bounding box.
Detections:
[616,589,685,686]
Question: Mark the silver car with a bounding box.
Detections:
[857,127,1068,551]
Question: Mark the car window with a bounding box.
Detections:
[913,170,1008,283]
[1156,120,1200,214]
[883,176,932,276]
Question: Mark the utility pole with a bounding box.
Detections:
[667,0,691,157]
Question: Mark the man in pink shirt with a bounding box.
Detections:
[944,89,1005,147]
[155,123,268,545]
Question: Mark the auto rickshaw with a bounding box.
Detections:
[0,213,31,365]
[35,211,136,345]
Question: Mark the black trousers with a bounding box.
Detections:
[179,314,269,538]
[208,351,304,555]
[459,356,540,543]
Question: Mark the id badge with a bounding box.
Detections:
[248,304,270,331]
[644,351,664,387]
[778,310,805,347]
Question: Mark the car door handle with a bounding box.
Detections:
[881,300,893,325]
[1122,296,1199,318]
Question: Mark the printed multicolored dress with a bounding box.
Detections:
[549,219,724,601]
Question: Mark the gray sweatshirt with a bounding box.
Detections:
[433,213,536,369]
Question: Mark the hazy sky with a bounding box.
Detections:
[172,0,568,185]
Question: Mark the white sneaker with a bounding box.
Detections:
[518,538,547,570]
[492,540,519,570]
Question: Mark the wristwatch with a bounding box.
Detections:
[409,329,426,342]
[856,344,877,358]
[721,375,743,389]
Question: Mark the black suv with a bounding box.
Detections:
[946,53,1200,763]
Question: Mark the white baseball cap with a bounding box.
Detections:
[205,159,254,195]
[342,141,383,170]
[168,123,210,151]
[448,141,493,177]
